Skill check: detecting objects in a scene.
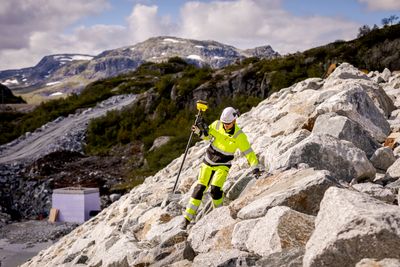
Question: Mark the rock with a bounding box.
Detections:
[324,63,369,82]
[168,259,193,267]
[303,187,400,267]
[232,168,337,219]
[292,78,324,92]
[385,156,400,183]
[381,68,392,82]
[109,194,121,202]
[231,218,260,251]
[272,133,376,183]
[192,249,249,267]
[352,182,396,203]
[356,258,400,267]
[312,113,380,157]
[385,178,400,193]
[226,173,254,201]
[149,136,172,152]
[188,206,236,254]
[316,86,390,142]
[370,147,396,171]
[246,206,314,257]
[255,248,304,267]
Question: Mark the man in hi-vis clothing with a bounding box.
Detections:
[181,107,261,229]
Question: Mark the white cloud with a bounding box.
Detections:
[178,0,358,53]
[358,0,400,11]
[126,4,176,43]
[0,0,110,70]
[0,0,361,70]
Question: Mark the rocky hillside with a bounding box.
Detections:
[0,94,138,221]
[0,54,94,92]
[22,64,400,267]
[0,37,278,102]
[0,84,25,104]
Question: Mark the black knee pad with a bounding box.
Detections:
[192,184,206,200]
[210,185,223,200]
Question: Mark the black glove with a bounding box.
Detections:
[195,116,209,137]
[252,167,261,179]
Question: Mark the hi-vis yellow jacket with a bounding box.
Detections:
[201,120,258,168]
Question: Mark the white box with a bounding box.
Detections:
[52,187,101,223]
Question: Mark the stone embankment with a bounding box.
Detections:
[23,64,400,267]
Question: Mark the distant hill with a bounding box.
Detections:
[0,37,279,102]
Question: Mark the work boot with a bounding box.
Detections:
[180,217,190,230]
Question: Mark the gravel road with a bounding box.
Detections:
[0,94,137,165]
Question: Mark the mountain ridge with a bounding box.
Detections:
[0,37,279,102]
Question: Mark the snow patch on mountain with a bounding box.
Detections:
[2,79,19,86]
[46,81,61,86]
[187,55,204,61]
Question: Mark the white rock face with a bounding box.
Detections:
[231,218,260,250]
[356,258,400,267]
[233,168,336,219]
[303,187,400,267]
[352,182,397,203]
[312,113,380,157]
[188,206,236,254]
[245,206,315,257]
[272,133,376,183]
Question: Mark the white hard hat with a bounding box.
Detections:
[220,107,239,123]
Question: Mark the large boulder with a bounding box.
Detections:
[192,249,251,267]
[384,158,400,183]
[188,206,236,254]
[352,182,397,204]
[245,206,315,257]
[255,248,304,267]
[312,113,380,157]
[303,187,400,267]
[231,218,260,251]
[356,258,400,267]
[231,168,337,219]
[316,86,391,142]
[272,133,376,183]
[324,63,369,83]
[369,147,396,171]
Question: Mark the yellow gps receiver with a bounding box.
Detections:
[196,100,208,112]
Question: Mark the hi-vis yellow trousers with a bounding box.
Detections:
[184,163,229,222]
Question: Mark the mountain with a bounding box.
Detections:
[0,54,94,92]
[0,37,279,102]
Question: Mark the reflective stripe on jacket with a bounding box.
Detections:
[201,120,258,167]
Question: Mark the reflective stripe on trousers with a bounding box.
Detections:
[184,198,201,222]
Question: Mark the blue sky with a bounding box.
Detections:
[0,0,399,70]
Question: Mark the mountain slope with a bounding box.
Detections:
[0,54,94,92]
[21,63,400,267]
[0,37,278,103]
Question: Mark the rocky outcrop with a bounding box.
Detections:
[303,187,400,267]
[0,84,25,104]
[21,63,400,266]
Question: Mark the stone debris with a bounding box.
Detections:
[12,63,400,266]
